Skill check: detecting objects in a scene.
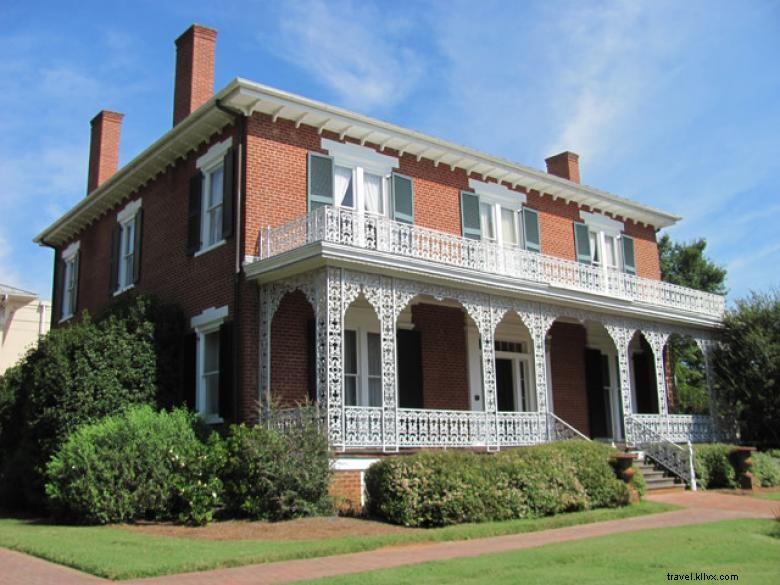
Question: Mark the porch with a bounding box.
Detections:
[257,266,719,453]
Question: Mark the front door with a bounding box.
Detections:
[496,358,515,411]
[584,348,612,439]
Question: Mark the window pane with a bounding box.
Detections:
[367,332,381,376]
[368,378,381,407]
[501,208,517,245]
[589,232,600,264]
[480,202,494,240]
[204,331,220,372]
[604,235,617,267]
[209,205,223,245]
[335,166,354,208]
[364,173,383,214]
[204,372,219,416]
[344,376,357,406]
[344,330,357,374]
[209,167,224,207]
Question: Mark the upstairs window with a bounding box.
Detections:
[308,139,414,224]
[460,179,540,252]
[110,199,142,295]
[187,138,235,256]
[58,240,80,322]
[574,211,636,275]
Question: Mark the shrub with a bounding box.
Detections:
[222,411,331,521]
[365,441,626,528]
[752,452,780,487]
[0,309,159,509]
[694,443,737,489]
[632,466,647,498]
[45,406,221,525]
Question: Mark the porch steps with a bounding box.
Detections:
[632,455,685,492]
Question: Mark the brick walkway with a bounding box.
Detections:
[1,492,775,585]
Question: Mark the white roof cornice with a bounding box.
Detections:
[35,78,679,247]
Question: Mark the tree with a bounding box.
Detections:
[657,234,727,414]
[658,234,727,295]
[713,291,780,447]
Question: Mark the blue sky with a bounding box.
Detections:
[1,0,778,302]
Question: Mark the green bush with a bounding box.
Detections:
[45,405,221,525]
[751,452,780,487]
[222,412,331,521]
[365,441,628,528]
[694,443,737,489]
[632,466,647,499]
[0,307,159,509]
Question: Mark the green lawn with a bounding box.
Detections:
[0,502,674,580]
[298,519,780,585]
[756,491,780,501]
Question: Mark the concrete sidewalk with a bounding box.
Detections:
[1,492,775,585]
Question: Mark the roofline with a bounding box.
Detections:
[35,78,679,247]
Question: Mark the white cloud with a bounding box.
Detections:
[271,0,425,111]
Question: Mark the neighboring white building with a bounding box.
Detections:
[0,284,51,374]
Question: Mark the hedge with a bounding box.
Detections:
[752,451,780,487]
[45,405,221,525]
[365,440,629,527]
[693,443,736,489]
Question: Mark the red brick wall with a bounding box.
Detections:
[412,303,469,410]
[623,220,661,279]
[173,25,217,126]
[270,290,313,407]
[549,321,590,436]
[329,470,362,514]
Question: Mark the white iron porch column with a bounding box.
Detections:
[258,284,272,418]
[317,267,345,450]
[466,296,498,450]
[645,330,671,419]
[605,323,635,442]
[521,307,555,442]
[380,276,399,452]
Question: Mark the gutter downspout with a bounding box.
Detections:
[216,99,246,424]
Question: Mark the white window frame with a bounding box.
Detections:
[190,305,228,423]
[195,138,232,256]
[59,240,80,323]
[495,351,536,412]
[115,198,142,294]
[468,179,527,248]
[580,211,625,271]
[343,305,382,408]
[322,138,398,218]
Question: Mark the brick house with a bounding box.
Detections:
[35,25,724,501]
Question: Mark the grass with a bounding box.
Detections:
[0,501,675,580]
[756,491,780,501]
[299,519,780,585]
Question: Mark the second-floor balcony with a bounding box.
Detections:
[252,206,725,321]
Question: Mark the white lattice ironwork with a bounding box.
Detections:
[256,206,725,318]
[397,408,489,447]
[625,414,696,488]
[547,412,592,442]
[344,406,383,447]
[604,322,635,439]
[497,412,546,446]
[644,329,671,416]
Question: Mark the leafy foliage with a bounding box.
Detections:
[658,234,726,295]
[0,308,158,509]
[365,441,629,528]
[45,405,221,525]
[751,451,780,487]
[693,443,737,489]
[221,411,332,520]
[667,335,709,415]
[713,291,780,447]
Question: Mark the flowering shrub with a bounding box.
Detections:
[45,405,222,525]
[365,441,630,527]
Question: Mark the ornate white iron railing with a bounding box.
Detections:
[344,406,383,447]
[256,207,725,318]
[625,414,697,489]
[497,412,546,446]
[396,408,488,448]
[632,413,715,444]
[546,412,592,442]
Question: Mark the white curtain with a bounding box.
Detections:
[335,166,353,207]
[364,172,382,214]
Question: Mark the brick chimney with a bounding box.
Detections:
[173,24,217,126]
[87,110,124,194]
[545,151,581,184]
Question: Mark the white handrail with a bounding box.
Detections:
[255,207,725,319]
[626,414,697,489]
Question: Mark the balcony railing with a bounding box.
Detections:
[631,413,714,444]
[255,206,725,319]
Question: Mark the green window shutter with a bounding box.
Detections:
[460,191,481,240]
[109,222,121,293]
[522,208,541,253]
[186,173,202,256]
[391,173,414,224]
[574,222,592,264]
[308,152,334,211]
[71,251,80,315]
[622,234,636,275]
[222,147,235,239]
